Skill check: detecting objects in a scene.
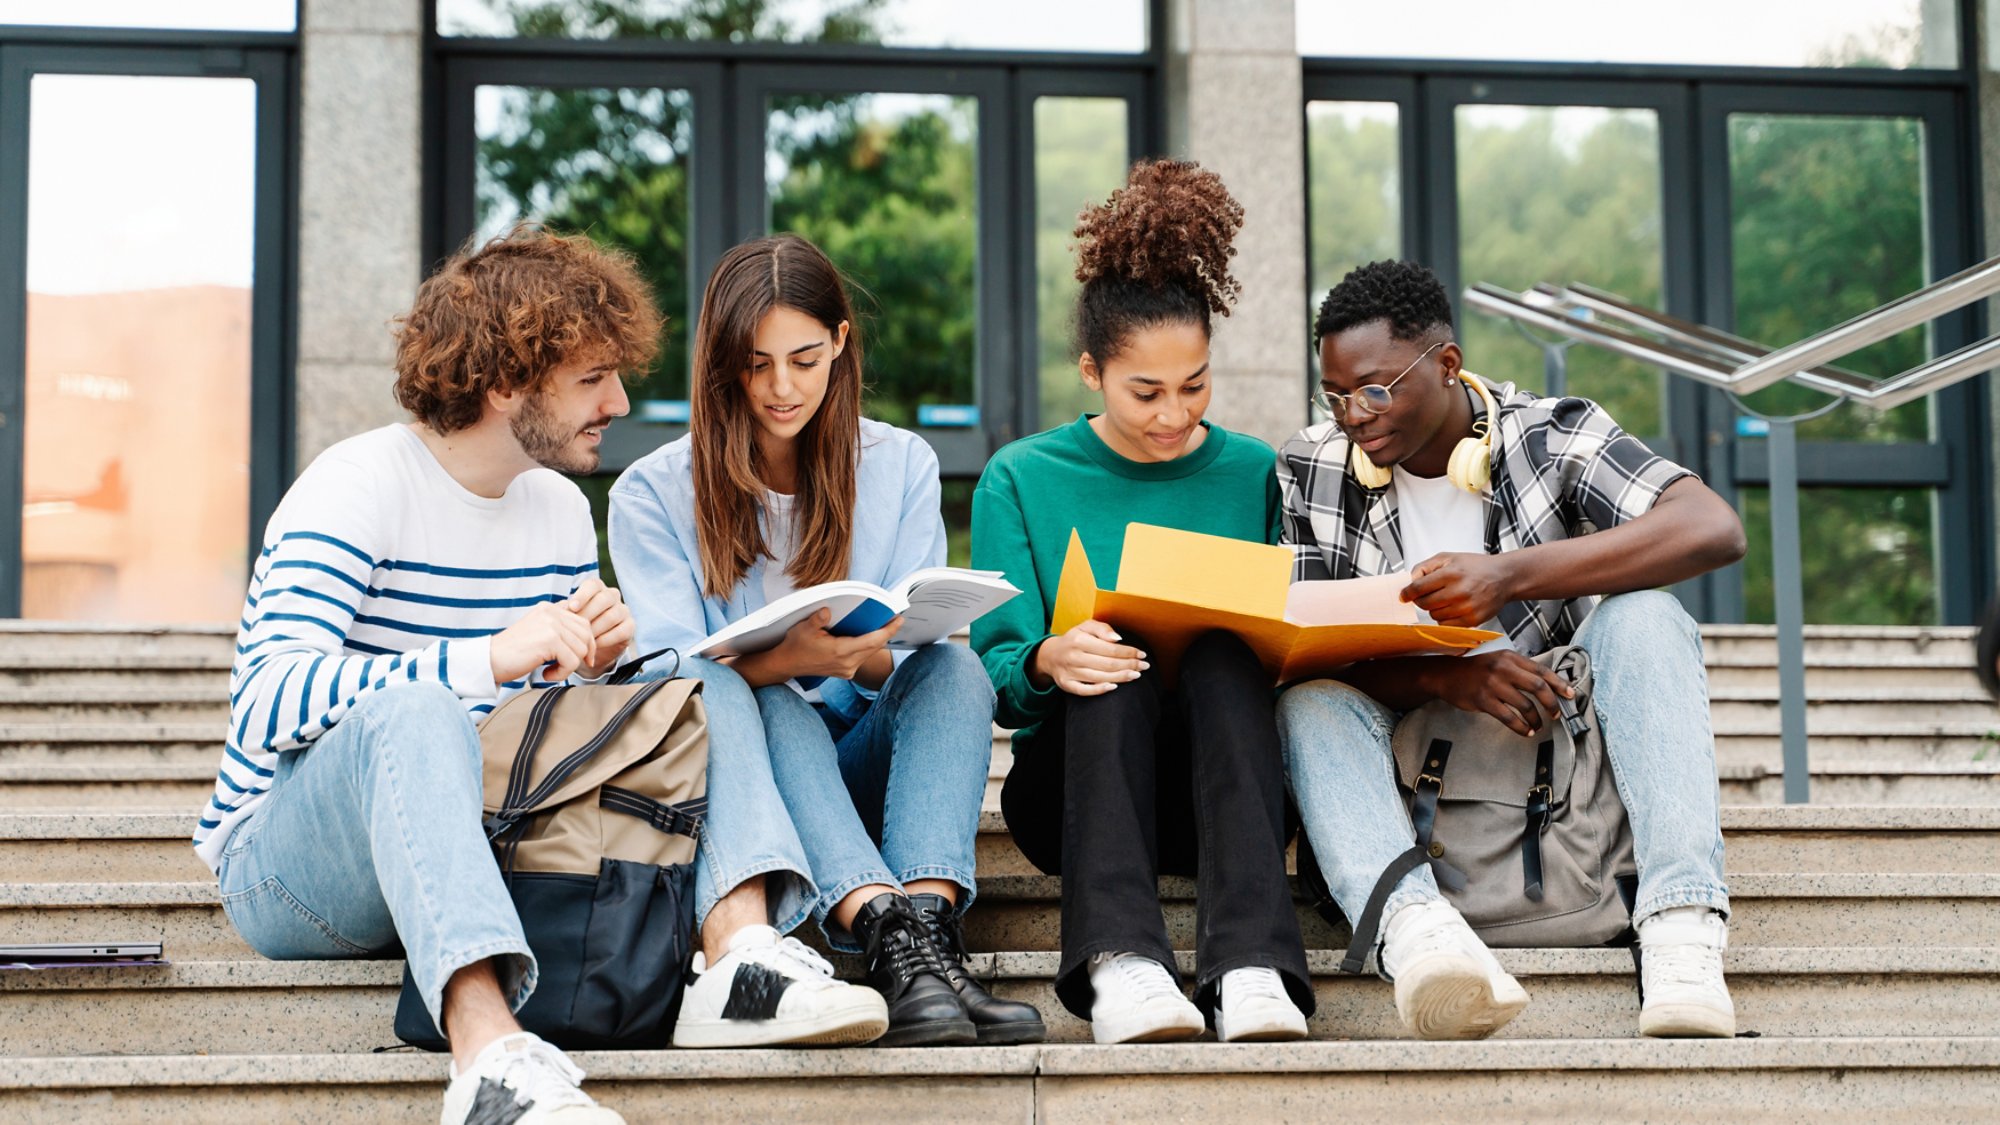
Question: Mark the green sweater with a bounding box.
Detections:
[970,414,1281,755]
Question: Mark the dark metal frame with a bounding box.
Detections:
[1301,33,1989,624]
[425,1,1163,477]
[0,33,296,617]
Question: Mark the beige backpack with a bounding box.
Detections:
[397,654,709,1049]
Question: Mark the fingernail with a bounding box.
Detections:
[1137,661,1151,670]
[1107,631,1121,642]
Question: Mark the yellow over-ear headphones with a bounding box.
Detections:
[1348,372,1497,495]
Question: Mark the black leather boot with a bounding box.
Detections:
[851,893,976,1047]
[911,893,1048,1045]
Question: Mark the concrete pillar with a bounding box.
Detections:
[294,0,424,465]
[1164,0,1307,449]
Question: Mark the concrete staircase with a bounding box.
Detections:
[3,622,1999,1122]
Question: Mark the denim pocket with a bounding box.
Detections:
[221,875,373,958]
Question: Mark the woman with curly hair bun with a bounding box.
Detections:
[970,160,1314,1044]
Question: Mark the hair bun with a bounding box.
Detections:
[1073,158,1244,318]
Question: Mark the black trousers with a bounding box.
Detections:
[1000,630,1313,1020]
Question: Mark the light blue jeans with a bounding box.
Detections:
[1277,591,1729,931]
[216,682,533,1027]
[752,642,995,952]
[667,656,819,936]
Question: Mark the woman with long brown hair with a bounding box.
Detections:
[610,234,1042,1049]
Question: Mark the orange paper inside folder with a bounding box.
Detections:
[1051,523,1498,685]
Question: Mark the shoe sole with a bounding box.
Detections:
[974,1019,1049,1046]
[1640,1003,1735,1038]
[1395,957,1529,1041]
[672,1004,890,1049]
[1094,1022,1206,1045]
[875,1015,978,1047]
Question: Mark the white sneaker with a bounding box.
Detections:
[672,924,889,1048]
[439,1031,623,1125]
[1637,907,1735,1038]
[1380,900,1529,1040]
[1214,966,1308,1043]
[1087,952,1206,1045]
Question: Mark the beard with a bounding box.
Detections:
[512,391,603,475]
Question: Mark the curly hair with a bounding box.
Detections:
[394,224,663,434]
[1072,158,1245,363]
[1314,259,1456,345]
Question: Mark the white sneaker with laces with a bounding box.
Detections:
[1214,966,1308,1043]
[672,923,889,1048]
[439,1031,623,1125]
[1379,899,1529,1040]
[1637,907,1734,1038]
[1087,952,1206,1045]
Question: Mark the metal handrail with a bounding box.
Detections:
[1466,257,2000,804]
[1728,256,2000,393]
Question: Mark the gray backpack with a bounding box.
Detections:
[1302,644,1638,972]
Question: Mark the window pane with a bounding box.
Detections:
[23,75,258,622]
[1456,104,1665,436]
[1306,100,1401,385]
[0,0,294,31]
[440,0,1146,52]
[1035,96,1129,430]
[475,84,692,405]
[1739,487,1937,624]
[1299,0,1956,69]
[1729,113,1930,443]
[767,92,977,429]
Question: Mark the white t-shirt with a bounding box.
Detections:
[1391,465,1513,656]
[761,489,798,603]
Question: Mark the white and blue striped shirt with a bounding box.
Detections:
[193,424,601,871]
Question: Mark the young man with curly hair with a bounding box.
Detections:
[194,227,880,1123]
[1276,260,1746,1042]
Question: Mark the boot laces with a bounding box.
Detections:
[916,900,974,986]
[866,900,951,992]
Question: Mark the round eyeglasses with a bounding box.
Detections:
[1312,340,1446,418]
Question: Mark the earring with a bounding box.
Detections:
[1445,377,1457,385]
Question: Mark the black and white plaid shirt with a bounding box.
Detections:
[1278,374,1694,657]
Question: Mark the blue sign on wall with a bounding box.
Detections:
[917,404,980,428]
[638,400,692,424]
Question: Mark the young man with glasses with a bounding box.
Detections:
[1275,260,1747,1041]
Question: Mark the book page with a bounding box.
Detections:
[689,581,894,658]
[892,571,1021,648]
[1283,572,1419,627]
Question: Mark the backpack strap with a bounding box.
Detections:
[1339,844,1434,974]
[1523,738,1555,902]
[1335,739,1470,975]
[1410,738,1453,850]
[600,785,707,841]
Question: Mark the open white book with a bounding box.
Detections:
[689,567,1022,667]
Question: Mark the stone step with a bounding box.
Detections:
[7,873,1993,961]
[7,806,1997,888]
[0,690,230,724]
[0,622,234,661]
[1698,624,1976,662]
[0,766,212,809]
[1718,763,2000,805]
[4,1037,1999,1122]
[3,948,1996,1056]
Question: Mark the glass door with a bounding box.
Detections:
[1696,83,1981,625]
[0,45,291,621]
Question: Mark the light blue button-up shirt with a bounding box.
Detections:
[607,417,946,718]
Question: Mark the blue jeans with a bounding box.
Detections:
[753,642,994,952]
[1277,591,1729,930]
[216,682,533,1027]
[667,657,818,936]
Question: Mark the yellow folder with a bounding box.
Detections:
[1051,523,1499,685]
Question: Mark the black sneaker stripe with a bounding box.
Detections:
[719,961,793,1021]
[464,1076,531,1125]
